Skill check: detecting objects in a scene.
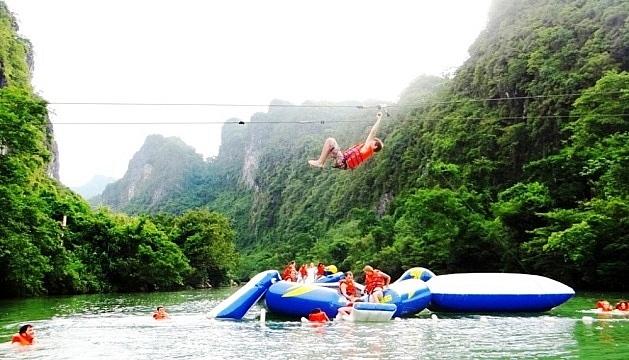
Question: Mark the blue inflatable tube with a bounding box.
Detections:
[315,272,345,283]
[208,270,281,319]
[394,267,436,283]
[265,278,431,319]
[386,279,432,317]
[265,282,345,319]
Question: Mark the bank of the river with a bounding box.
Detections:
[1,288,628,359]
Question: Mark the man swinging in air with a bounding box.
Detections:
[308,111,383,170]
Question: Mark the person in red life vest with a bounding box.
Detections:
[337,271,362,317]
[339,271,360,302]
[11,324,35,346]
[315,263,326,280]
[282,261,296,281]
[596,300,613,312]
[284,269,298,282]
[153,305,170,320]
[298,263,308,283]
[616,301,629,311]
[308,111,384,169]
[308,308,330,322]
[363,265,391,303]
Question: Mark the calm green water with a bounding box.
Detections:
[1,288,628,359]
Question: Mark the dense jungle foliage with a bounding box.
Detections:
[1,0,629,298]
[0,2,238,298]
[194,0,628,291]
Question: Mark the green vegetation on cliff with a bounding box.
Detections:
[104,0,629,290]
[0,3,238,297]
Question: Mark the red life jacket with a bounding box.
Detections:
[343,143,375,169]
[153,312,168,320]
[365,270,385,294]
[283,266,292,279]
[11,334,34,345]
[339,278,357,297]
[308,312,328,322]
[317,264,325,276]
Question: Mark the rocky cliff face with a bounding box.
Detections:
[99,134,206,213]
[0,3,59,180]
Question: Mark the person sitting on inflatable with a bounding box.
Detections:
[315,263,326,280]
[616,300,629,311]
[153,305,170,319]
[11,324,35,346]
[337,271,362,318]
[363,265,391,303]
[308,308,330,322]
[596,300,614,312]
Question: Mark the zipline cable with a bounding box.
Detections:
[50,113,629,126]
[38,90,624,108]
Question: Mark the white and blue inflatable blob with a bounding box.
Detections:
[426,273,575,313]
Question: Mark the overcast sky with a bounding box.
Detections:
[4,0,491,187]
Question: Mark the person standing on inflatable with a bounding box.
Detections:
[308,111,384,169]
[282,261,296,280]
[363,265,391,303]
[11,324,35,346]
[298,263,308,283]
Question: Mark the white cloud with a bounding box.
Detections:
[4,0,490,187]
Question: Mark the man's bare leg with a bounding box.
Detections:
[308,138,339,168]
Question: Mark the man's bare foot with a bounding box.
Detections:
[308,160,324,168]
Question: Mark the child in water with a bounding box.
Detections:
[308,308,330,322]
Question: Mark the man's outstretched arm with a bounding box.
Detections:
[362,112,383,151]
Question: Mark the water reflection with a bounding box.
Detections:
[1,290,629,359]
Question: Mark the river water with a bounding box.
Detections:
[1,288,628,359]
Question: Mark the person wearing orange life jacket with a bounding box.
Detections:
[282,261,296,280]
[337,271,362,317]
[596,300,613,312]
[298,264,308,283]
[308,111,384,170]
[153,305,170,320]
[11,324,35,346]
[308,308,330,322]
[315,263,326,280]
[284,269,298,282]
[363,265,391,303]
[616,301,629,311]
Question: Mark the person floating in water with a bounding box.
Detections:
[308,111,383,169]
[308,308,330,322]
[11,324,35,346]
[153,306,170,320]
[596,300,613,311]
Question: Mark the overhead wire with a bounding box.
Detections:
[42,90,622,108]
[41,90,626,126]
